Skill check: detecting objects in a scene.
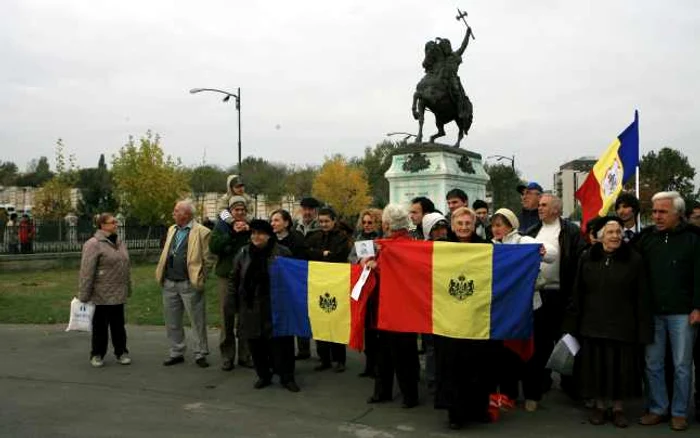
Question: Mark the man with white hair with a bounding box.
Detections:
[524,193,584,411]
[636,191,700,431]
[156,200,212,368]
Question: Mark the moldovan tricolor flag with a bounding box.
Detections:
[377,240,541,340]
[575,111,640,232]
[269,258,375,351]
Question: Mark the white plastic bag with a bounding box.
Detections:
[66,297,95,332]
[545,335,579,376]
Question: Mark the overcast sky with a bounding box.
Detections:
[1,0,699,189]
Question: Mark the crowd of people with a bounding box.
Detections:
[76,174,700,431]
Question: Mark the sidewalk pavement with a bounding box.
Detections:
[0,324,694,438]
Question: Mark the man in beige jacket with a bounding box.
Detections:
[156,200,212,368]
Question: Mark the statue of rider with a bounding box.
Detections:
[422,26,473,120]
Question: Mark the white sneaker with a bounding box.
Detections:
[90,356,104,368]
[117,355,132,365]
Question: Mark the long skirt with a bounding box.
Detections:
[437,338,497,424]
[578,336,642,400]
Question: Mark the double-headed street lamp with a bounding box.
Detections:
[189,87,242,175]
[487,154,515,171]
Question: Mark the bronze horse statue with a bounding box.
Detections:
[412,27,474,147]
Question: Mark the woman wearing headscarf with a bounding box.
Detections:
[306,206,351,372]
[230,219,299,392]
[564,218,650,427]
[489,208,557,409]
[78,213,132,368]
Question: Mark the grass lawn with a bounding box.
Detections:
[0,263,222,326]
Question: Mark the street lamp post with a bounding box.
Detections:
[189,87,242,175]
[487,154,515,171]
[386,131,417,140]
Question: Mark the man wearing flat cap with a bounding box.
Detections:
[210,195,253,370]
[291,196,321,359]
[294,197,321,237]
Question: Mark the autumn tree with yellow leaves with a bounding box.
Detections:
[312,155,371,219]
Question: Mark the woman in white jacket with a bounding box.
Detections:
[489,208,558,412]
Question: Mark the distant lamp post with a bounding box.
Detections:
[189,87,242,175]
[387,132,417,142]
[487,154,515,171]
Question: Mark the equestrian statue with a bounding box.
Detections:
[412,10,474,148]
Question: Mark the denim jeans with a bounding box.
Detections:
[645,315,697,417]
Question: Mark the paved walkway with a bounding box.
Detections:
[0,324,695,437]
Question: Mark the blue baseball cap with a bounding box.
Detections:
[516,182,543,194]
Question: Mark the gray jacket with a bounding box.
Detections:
[79,230,131,305]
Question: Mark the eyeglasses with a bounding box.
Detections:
[362,221,373,225]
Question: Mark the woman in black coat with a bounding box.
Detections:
[270,209,307,260]
[230,220,299,392]
[306,206,351,372]
[565,218,650,427]
[439,206,493,430]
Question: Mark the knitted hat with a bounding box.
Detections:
[228,195,247,208]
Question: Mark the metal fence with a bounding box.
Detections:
[0,219,169,255]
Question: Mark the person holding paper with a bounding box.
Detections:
[565,218,650,428]
[78,213,132,368]
[364,204,420,409]
[350,208,382,378]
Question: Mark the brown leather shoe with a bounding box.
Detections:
[639,412,664,426]
[670,416,688,431]
[612,410,629,428]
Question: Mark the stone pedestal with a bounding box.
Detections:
[384,143,489,214]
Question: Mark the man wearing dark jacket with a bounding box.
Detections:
[209,196,252,371]
[636,192,700,432]
[524,193,584,410]
[517,182,543,234]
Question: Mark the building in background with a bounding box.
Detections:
[553,157,596,218]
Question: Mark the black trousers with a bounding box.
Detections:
[296,337,311,356]
[363,328,380,374]
[495,343,522,401]
[373,331,419,404]
[91,304,127,358]
[522,290,564,401]
[441,339,495,425]
[248,336,295,384]
[316,340,346,366]
[695,332,700,405]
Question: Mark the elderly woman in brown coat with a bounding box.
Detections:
[79,213,132,368]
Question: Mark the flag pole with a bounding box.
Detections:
[635,110,640,231]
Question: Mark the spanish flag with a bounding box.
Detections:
[377,240,540,340]
[575,111,639,232]
[269,258,375,351]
